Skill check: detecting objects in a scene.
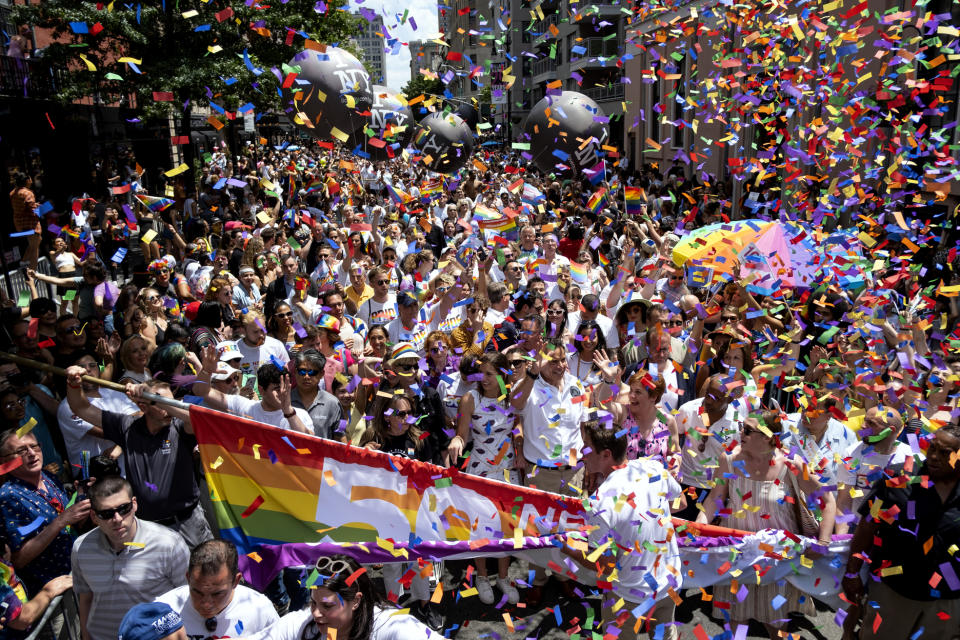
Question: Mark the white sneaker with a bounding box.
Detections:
[497,577,520,604]
[476,575,495,604]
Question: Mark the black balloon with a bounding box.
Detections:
[411,112,474,175]
[283,47,372,142]
[523,91,609,175]
[347,85,414,162]
[455,101,479,131]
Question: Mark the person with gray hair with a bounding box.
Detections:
[156,539,278,639]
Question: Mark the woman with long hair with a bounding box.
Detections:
[137,287,169,347]
[545,298,569,341]
[446,351,522,605]
[696,411,835,639]
[359,394,442,630]
[269,301,298,350]
[253,554,431,640]
[568,320,606,389]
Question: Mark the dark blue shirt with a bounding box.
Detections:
[0,473,72,594]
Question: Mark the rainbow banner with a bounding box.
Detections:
[586,187,607,214]
[625,186,645,216]
[192,406,850,600]
[134,194,175,212]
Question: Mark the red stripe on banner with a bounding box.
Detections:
[241,495,264,518]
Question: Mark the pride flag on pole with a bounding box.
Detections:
[625,186,645,216]
[475,205,519,241]
[134,194,175,212]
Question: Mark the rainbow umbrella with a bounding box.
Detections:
[672,220,796,292]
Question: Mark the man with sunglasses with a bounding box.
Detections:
[289,350,343,440]
[156,539,278,640]
[71,476,189,640]
[358,267,397,328]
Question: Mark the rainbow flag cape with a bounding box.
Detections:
[191,405,851,601]
[135,194,175,212]
[586,187,607,214]
[625,186,645,216]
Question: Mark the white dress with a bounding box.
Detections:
[464,390,517,484]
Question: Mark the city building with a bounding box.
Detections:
[408,39,447,86]
[353,12,386,85]
[622,0,959,217]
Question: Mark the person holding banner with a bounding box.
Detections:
[568,420,685,640]
[249,555,431,640]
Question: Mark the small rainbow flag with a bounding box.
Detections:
[134,194,175,212]
[385,183,410,205]
[476,207,518,241]
[569,261,589,285]
[625,186,645,216]
[587,187,607,214]
[598,252,610,268]
[421,177,443,198]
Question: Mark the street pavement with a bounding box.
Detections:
[398,559,845,639]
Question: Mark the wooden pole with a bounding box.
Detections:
[0,352,190,410]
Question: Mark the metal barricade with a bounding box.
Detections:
[23,589,81,640]
[2,257,56,303]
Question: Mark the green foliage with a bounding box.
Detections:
[12,0,362,120]
[401,73,443,102]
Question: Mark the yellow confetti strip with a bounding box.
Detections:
[247,552,262,563]
[210,456,224,470]
[124,542,145,548]
[16,418,36,439]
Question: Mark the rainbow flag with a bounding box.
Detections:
[190,405,848,601]
[420,177,443,198]
[476,207,518,241]
[587,187,607,214]
[625,186,645,216]
[598,252,610,268]
[384,183,410,205]
[569,261,589,285]
[134,194,175,212]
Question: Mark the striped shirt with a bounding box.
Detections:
[71,518,189,640]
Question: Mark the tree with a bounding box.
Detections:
[401,73,443,102]
[13,0,362,120]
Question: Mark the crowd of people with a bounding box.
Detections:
[0,138,958,640]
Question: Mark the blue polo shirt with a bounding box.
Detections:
[0,473,72,594]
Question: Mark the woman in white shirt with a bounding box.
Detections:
[250,554,432,640]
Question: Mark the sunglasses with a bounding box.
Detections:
[275,312,293,319]
[389,410,412,419]
[395,364,417,373]
[297,369,320,377]
[93,501,133,521]
[315,556,352,576]
[547,309,565,316]
[144,295,159,302]
[375,279,389,285]
[430,345,447,353]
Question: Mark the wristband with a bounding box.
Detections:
[283,411,296,418]
[68,383,83,389]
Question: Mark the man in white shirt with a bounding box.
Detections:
[156,540,278,640]
[567,294,619,350]
[674,374,741,520]
[835,405,913,535]
[231,311,289,375]
[566,421,684,640]
[194,346,311,433]
[484,282,511,326]
[57,353,139,474]
[357,266,397,327]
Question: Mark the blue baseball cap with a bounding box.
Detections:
[118,603,183,640]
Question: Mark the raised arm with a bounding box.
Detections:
[26,269,74,288]
[65,366,103,427]
[192,345,231,412]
